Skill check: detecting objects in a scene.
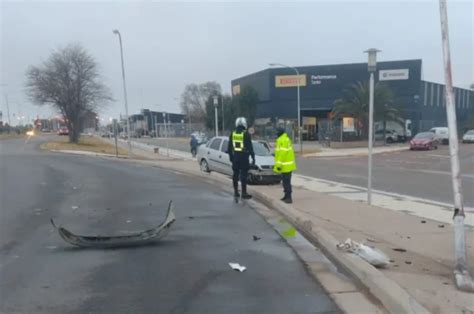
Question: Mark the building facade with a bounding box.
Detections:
[231,60,473,139]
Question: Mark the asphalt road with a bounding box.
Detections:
[139,137,474,207]
[0,136,338,313]
[297,144,474,207]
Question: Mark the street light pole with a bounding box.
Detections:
[221,95,225,135]
[439,0,473,292]
[213,96,219,137]
[364,48,380,205]
[113,29,132,156]
[269,63,302,154]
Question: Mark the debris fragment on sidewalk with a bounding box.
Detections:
[229,262,246,272]
[337,238,390,268]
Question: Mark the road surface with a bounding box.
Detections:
[297,145,474,207]
[0,136,339,313]
[138,137,474,207]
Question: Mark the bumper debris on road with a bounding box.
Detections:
[51,201,175,248]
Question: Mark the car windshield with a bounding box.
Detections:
[414,132,433,139]
[252,141,272,156]
[466,130,474,135]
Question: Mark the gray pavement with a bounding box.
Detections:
[297,144,474,207]
[140,137,474,207]
[0,136,339,314]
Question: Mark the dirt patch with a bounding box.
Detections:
[0,133,26,140]
[40,136,128,156]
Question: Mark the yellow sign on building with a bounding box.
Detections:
[232,85,241,95]
[275,75,307,87]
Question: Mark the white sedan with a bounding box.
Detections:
[196,136,280,184]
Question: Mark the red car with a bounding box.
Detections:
[410,132,439,150]
[57,127,69,136]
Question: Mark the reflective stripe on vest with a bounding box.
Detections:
[232,132,244,152]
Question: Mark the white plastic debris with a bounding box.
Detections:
[71,206,79,210]
[337,238,390,268]
[229,262,246,272]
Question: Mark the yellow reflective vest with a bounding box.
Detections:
[273,133,296,173]
[232,131,244,152]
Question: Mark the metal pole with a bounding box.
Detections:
[296,69,302,154]
[222,95,225,135]
[163,112,169,157]
[213,96,218,137]
[113,30,132,156]
[368,72,375,205]
[113,119,119,157]
[439,0,473,292]
[4,94,11,126]
[215,106,218,137]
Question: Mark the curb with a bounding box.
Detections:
[250,189,429,314]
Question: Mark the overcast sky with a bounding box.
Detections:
[1,0,473,125]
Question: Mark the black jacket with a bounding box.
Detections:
[228,126,255,162]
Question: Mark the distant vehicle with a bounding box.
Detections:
[375,129,399,143]
[196,136,280,184]
[428,127,449,144]
[40,128,51,133]
[410,132,439,150]
[462,130,474,143]
[375,119,412,142]
[57,127,69,136]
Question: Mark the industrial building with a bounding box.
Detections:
[231,59,473,140]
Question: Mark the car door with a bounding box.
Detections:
[207,138,222,171]
[217,139,233,175]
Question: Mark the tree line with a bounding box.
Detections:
[179,82,258,132]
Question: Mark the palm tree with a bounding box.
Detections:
[332,81,402,140]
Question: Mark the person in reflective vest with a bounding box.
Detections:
[227,117,255,199]
[273,127,297,204]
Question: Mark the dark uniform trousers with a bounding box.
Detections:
[232,154,249,193]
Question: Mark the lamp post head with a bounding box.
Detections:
[364,48,380,73]
[112,29,119,35]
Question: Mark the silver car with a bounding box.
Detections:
[196,136,280,184]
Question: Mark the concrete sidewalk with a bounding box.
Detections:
[99,137,473,313]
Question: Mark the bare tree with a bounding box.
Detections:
[26,44,112,143]
[180,81,221,123]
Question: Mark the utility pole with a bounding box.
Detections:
[113,29,132,156]
[439,0,474,292]
[364,48,380,205]
[4,94,11,126]
[213,96,219,137]
[221,95,225,135]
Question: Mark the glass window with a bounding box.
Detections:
[209,138,222,151]
[221,140,229,153]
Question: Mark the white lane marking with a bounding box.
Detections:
[411,169,474,179]
[427,154,450,158]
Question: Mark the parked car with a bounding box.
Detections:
[57,127,69,136]
[375,129,399,143]
[40,128,51,133]
[428,127,449,144]
[410,132,439,150]
[196,136,280,184]
[462,130,474,143]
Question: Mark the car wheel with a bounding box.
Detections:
[386,137,394,144]
[442,139,449,145]
[200,159,210,173]
[435,145,438,150]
